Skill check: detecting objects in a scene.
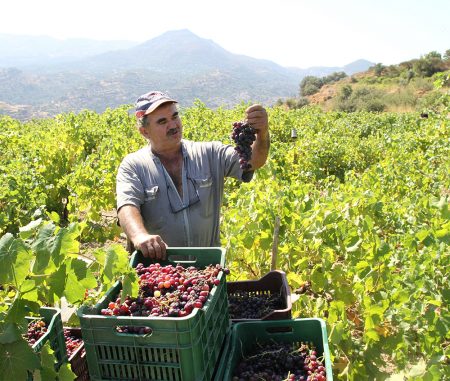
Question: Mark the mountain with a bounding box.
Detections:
[0,30,374,120]
[0,34,138,68]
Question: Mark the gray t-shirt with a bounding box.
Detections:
[116,139,252,247]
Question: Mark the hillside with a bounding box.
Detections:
[0,30,374,120]
[293,53,450,113]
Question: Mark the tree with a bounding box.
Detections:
[372,63,385,77]
[425,51,442,60]
[444,49,450,61]
[299,76,323,96]
[339,85,353,100]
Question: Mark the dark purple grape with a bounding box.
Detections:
[231,121,256,170]
[232,342,326,381]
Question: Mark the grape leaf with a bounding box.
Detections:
[31,223,56,274]
[122,272,138,303]
[0,322,22,344]
[47,263,67,298]
[103,245,129,282]
[71,258,97,289]
[0,233,31,286]
[6,299,39,323]
[0,339,40,381]
[103,247,118,282]
[57,363,77,381]
[50,223,81,266]
[65,271,88,304]
[38,344,58,380]
[19,279,39,302]
[18,218,43,240]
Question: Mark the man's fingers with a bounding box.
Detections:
[153,241,163,260]
[136,235,167,260]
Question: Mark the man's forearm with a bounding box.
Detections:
[117,205,148,245]
[250,130,270,170]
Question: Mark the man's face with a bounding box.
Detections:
[140,103,182,150]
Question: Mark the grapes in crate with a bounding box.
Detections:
[228,291,284,319]
[232,341,326,381]
[24,319,47,345]
[64,329,85,358]
[231,120,256,170]
[99,263,229,328]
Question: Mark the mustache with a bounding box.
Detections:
[167,127,179,136]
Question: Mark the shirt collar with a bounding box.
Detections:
[147,140,188,163]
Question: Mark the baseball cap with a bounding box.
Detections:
[135,91,177,118]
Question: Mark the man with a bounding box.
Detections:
[116,91,270,259]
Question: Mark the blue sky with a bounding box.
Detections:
[1,0,449,68]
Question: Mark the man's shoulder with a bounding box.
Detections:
[182,139,227,154]
[121,146,150,166]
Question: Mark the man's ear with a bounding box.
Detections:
[139,126,150,139]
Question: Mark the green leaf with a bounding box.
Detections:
[103,247,119,281]
[65,271,87,304]
[47,211,60,223]
[18,218,43,240]
[39,344,58,379]
[122,273,137,302]
[57,362,77,381]
[31,223,56,274]
[364,328,380,342]
[0,339,41,381]
[310,266,326,291]
[0,233,31,286]
[19,279,39,302]
[71,259,93,287]
[47,264,67,298]
[416,229,430,242]
[375,240,390,258]
[50,223,81,267]
[435,228,450,244]
[6,299,39,323]
[0,322,22,344]
[346,238,363,252]
[329,321,345,344]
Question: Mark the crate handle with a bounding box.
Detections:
[265,326,293,334]
[167,254,198,264]
[113,326,153,337]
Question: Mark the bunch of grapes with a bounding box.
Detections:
[231,120,256,170]
[63,329,85,358]
[232,342,326,381]
[228,291,284,319]
[99,263,229,323]
[24,319,47,345]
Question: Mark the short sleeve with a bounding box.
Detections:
[116,156,145,211]
[214,142,254,183]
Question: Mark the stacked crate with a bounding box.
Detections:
[27,307,68,380]
[77,247,229,381]
[64,327,90,381]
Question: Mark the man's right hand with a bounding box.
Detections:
[134,233,167,260]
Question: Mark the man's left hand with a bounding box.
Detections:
[246,104,269,136]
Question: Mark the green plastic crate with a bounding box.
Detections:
[78,247,229,381]
[211,327,232,381]
[128,247,226,268]
[26,307,68,379]
[220,318,333,381]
